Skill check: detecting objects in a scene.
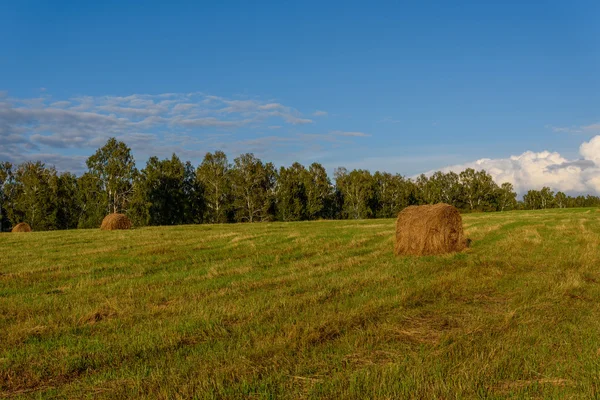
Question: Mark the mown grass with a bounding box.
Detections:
[1,208,600,399]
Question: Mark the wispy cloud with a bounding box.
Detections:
[547,122,600,134]
[313,110,328,117]
[50,101,71,108]
[331,130,371,137]
[0,91,368,173]
[583,123,600,132]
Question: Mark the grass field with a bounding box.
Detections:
[2,208,600,399]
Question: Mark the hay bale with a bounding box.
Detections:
[100,213,132,231]
[11,222,32,233]
[394,203,466,256]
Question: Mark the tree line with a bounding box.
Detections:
[1,138,599,231]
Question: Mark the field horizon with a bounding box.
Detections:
[2,208,600,398]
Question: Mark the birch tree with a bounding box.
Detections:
[335,168,376,219]
[86,138,137,214]
[496,182,517,211]
[304,163,333,220]
[196,151,231,223]
[0,162,14,232]
[230,153,276,222]
[11,162,58,230]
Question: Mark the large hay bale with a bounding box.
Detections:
[100,213,132,231]
[11,222,32,233]
[394,203,466,256]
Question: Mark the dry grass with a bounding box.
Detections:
[11,223,32,233]
[394,203,466,256]
[1,208,600,398]
[100,213,132,230]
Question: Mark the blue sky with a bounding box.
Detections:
[1,0,599,192]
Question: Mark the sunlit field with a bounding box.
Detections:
[2,208,600,399]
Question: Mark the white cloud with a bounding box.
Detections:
[171,103,196,113]
[50,101,71,108]
[281,114,313,125]
[548,122,600,134]
[582,123,600,132]
[434,135,600,195]
[259,103,286,111]
[172,116,252,128]
[0,90,373,173]
[548,125,582,134]
[0,92,316,152]
[313,110,328,117]
[96,104,167,117]
[579,135,600,166]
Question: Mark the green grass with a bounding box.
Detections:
[2,208,600,399]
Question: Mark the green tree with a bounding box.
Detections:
[415,174,434,205]
[495,182,518,211]
[335,168,376,219]
[523,189,541,210]
[196,151,231,223]
[373,172,415,218]
[56,172,80,229]
[574,195,586,208]
[459,168,499,211]
[303,163,333,220]
[183,161,204,224]
[138,154,187,226]
[10,161,58,230]
[127,173,150,227]
[584,195,600,207]
[276,162,307,221]
[427,171,461,205]
[77,172,108,228]
[539,187,555,209]
[0,162,14,232]
[230,153,277,222]
[86,138,137,214]
[554,192,567,208]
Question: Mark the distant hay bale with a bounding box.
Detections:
[11,222,32,233]
[100,213,132,231]
[394,203,467,256]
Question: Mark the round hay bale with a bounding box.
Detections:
[11,222,32,233]
[100,213,132,231]
[394,203,466,256]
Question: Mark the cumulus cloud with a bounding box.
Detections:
[435,135,600,195]
[580,135,600,165]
